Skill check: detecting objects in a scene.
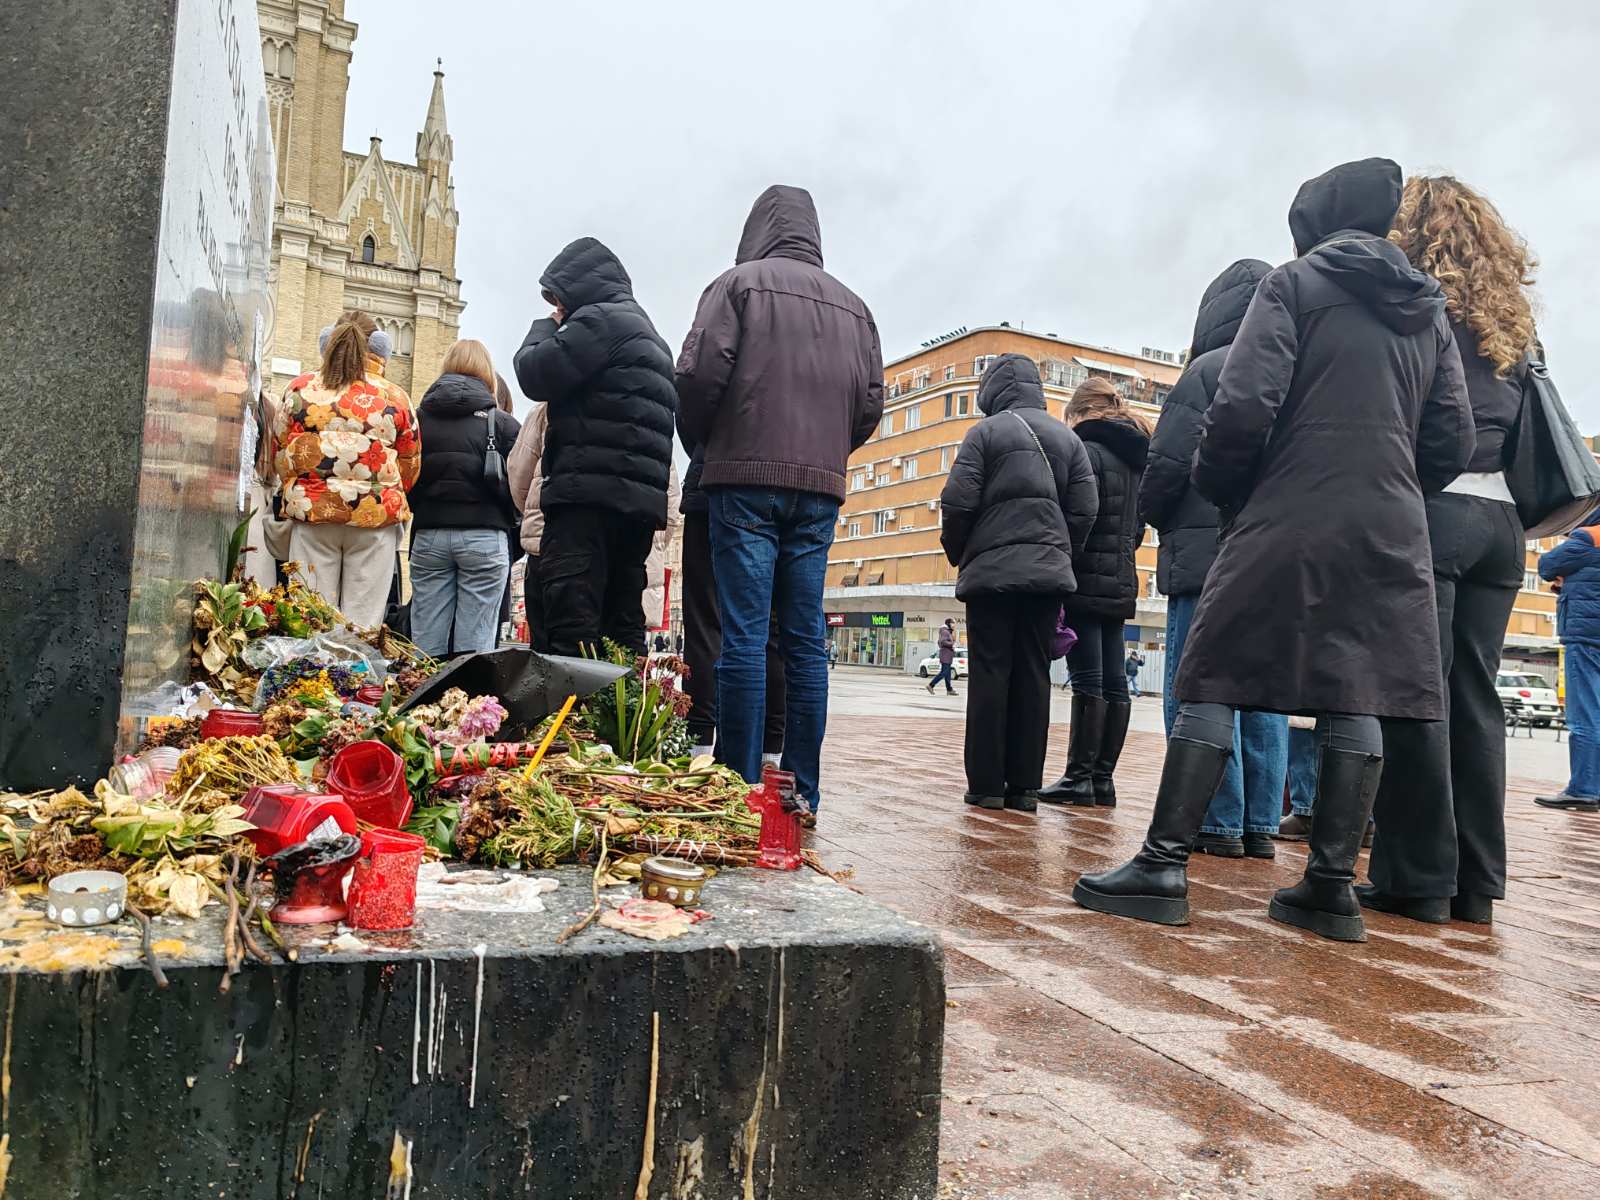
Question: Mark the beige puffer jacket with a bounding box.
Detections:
[506,402,548,555]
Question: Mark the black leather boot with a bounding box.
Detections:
[1040,693,1106,806]
[1092,700,1132,806]
[1353,884,1449,925]
[1071,737,1231,925]
[1269,748,1382,942]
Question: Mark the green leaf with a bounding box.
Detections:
[224,506,256,582]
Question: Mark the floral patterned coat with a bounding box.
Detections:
[273,369,420,527]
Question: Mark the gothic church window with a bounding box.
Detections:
[362,235,376,264]
[278,44,295,79]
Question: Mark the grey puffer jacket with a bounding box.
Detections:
[939,355,1099,600]
[1138,259,1271,597]
[675,186,884,503]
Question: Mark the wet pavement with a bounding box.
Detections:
[815,713,1600,1199]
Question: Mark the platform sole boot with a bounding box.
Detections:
[1040,693,1106,806]
[1091,699,1132,807]
[1071,737,1232,925]
[1269,747,1382,942]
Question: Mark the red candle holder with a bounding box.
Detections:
[750,764,803,871]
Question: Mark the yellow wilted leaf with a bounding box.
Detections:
[167,873,211,918]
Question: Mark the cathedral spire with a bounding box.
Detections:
[416,61,452,175]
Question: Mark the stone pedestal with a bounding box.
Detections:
[0,0,273,788]
[0,868,943,1199]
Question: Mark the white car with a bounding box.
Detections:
[1496,670,1562,727]
[918,653,968,679]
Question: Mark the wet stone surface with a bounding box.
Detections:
[817,710,1600,1199]
[0,867,943,1199]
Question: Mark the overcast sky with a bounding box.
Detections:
[343,0,1600,426]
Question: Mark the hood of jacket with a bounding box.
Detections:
[735,185,823,267]
[420,372,497,418]
[976,353,1046,415]
[1190,259,1273,357]
[540,237,634,310]
[1307,233,1445,334]
[1075,415,1149,471]
[1289,157,1403,255]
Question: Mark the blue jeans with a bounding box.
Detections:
[410,527,510,657]
[1287,726,1320,816]
[930,661,956,691]
[1164,594,1288,836]
[1565,641,1600,798]
[707,487,839,809]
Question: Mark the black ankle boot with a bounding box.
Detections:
[1092,700,1132,806]
[1004,788,1038,813]
[1451,893,1494,924]
[1354,884,1449,925]
[1269,748,1382,942]
[1040,693,1106,806]
[1072,737,1231,925]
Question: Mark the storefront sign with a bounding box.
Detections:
[825,613,846,627]
[826,612,904,629]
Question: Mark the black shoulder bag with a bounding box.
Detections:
[1506,356,1600,538]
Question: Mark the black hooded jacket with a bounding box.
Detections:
[410,372,521,532]
[939,355,1098,601]
[513,238,676,529]
[1173,157,1475,720]
[1062,416,1150,621]
[1139,259,1271,597]
[676,186,883,505]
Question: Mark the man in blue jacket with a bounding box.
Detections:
[1536,522,1600,811]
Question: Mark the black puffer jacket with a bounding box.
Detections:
[513,238,676,529]
[1139,259,1272,597]
[939,355,1098,600]
[410,373,521,531]
[1062,416,1150,621]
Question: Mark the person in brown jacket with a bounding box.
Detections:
[675,185,883,817]
[506,401,549,649]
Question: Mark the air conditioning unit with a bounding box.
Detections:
[853,559,863,567]
[927,500,939,511]
[891,457,902,467]
[884,509,897,522]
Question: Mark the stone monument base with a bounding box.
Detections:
[2,867,943,1199]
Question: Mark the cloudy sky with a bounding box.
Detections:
[344,0,1600,425]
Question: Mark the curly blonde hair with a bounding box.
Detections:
[1389,175,1537,376]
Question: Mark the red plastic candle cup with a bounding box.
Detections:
[752,766,803,870]
[240,785,358,857]
[326,740,413,829]
[347,828,427,931]
[200,708,265,740]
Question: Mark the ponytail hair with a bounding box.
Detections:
[321,310,377,390]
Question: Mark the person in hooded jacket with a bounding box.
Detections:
[1139,260,1290,859]
[675,185,883,819]
[1039,379,1150,808]
[1534,522,1600,814]
[514,238,676,657]
[941,355,1099,810]
[408,340,521,657]
[1360,176,1544,925]
[1074,158,1474,943]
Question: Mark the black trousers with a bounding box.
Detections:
[682,510,785,752]
[964,593,1058,796]
[522,554,548,651]
[1065,615,1130,702]
[1370,493,1523,899]
[540,507,654,657]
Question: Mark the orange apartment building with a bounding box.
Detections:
[826,324,1569,681]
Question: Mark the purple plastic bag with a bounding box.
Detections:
[1050,608,1077,660]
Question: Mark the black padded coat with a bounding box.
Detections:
[1060,417,1150,621]
[939,355,1098,601]
[513,238,676,530]
[1139,259,1272,598]
[410,373,521,532]
[1173,158,1474,719]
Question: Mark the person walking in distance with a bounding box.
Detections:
[941,355,1098,811]
[928,618,959,695]
[1039,379,1149,808]
[1125,649,1144,698]
[272,311,419,628]
[1141,259,1290,859]
[1074,158,1473,942]
[407,340,521,657]
[1532,522,1600,813]
[828,641,839,670]
[1360,177,1545,925]
[675,185,883,822]
[514,238,675,656]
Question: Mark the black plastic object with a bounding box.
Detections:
[398,648,629,734]
[264,834,362,902]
